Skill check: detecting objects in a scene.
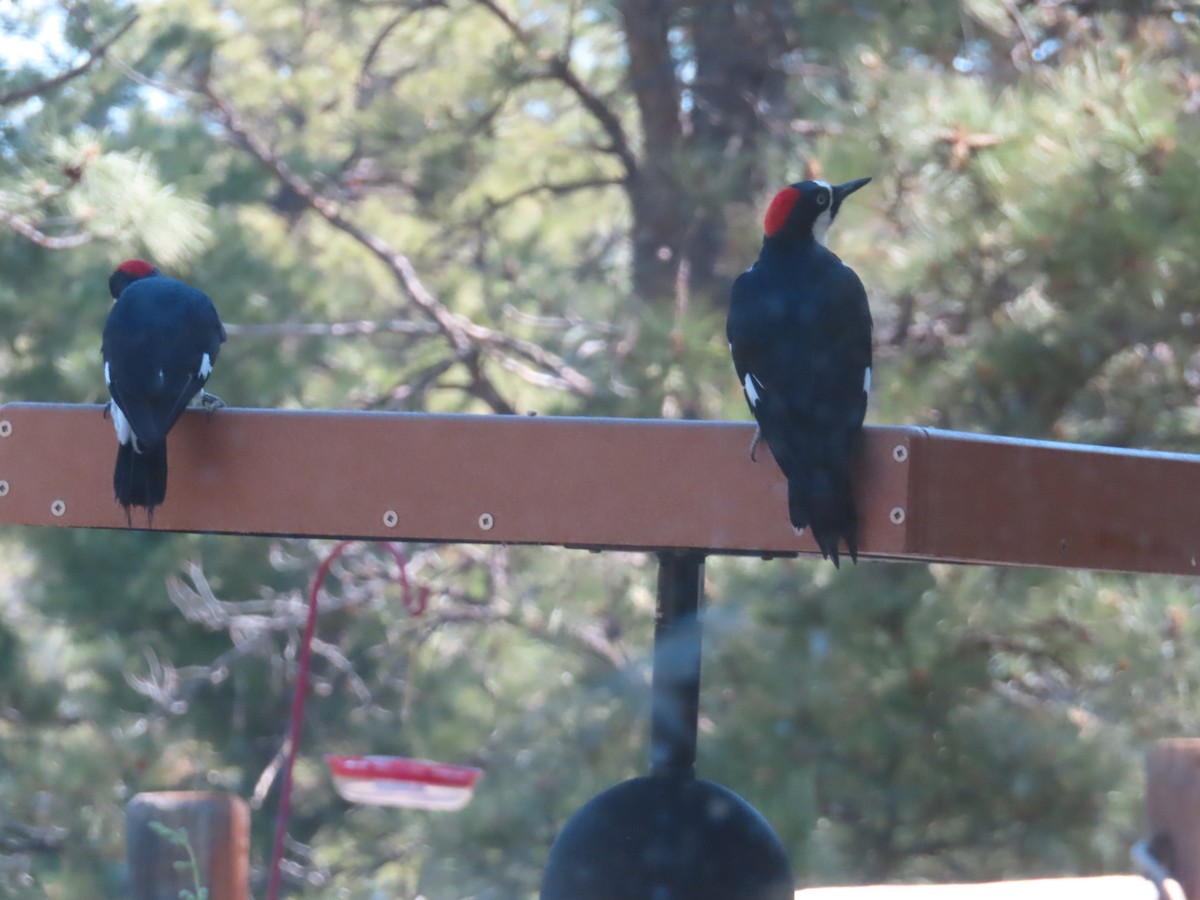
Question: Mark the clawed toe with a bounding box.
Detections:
[199,391,225,411]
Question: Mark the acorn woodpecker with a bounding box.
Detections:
[726,178,873,567]
[102,260,226,519]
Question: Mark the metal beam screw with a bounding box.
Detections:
[0,481,8,497]
[0,421,11,437]
[889,506,906,525]
[382,509,398,528]
[50,499,66,517]
[478,512,495,531]
[892,444,908,463]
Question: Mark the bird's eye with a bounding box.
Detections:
[816,193,829,207]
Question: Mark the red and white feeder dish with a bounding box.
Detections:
[326,756,483,811]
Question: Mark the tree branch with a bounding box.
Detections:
[224,319,439,338]
[0,208,92,249]
[542,56,638,177]
[200,83,595,410]
[0,14,139,107]
[471,0,639,178]
[0,823,67,855]
[483,175,624,216]
[371,357,459,408]
[355,3,447,108]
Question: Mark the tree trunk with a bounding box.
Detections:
[616,0,790,308]
[617,0,686,305]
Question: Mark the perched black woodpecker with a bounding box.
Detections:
[726,178,873,567]
[102,260,226,519]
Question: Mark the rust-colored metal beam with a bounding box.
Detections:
[905,430,1200,575]
[0,403,1197,575]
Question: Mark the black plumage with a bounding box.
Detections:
[102,260,226,518]
[727,178,873,566]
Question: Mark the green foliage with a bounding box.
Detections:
[3,1,1200,897]
[146,822,209,900]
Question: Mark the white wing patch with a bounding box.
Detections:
[744,372,764,408]
[863,366,872,394]
[109,401,138,450]
[199,352,213,380]
[106,360,141,449]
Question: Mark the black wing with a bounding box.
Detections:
[102,278,225,449]
[729,256,870,432]
[727,250,872,562]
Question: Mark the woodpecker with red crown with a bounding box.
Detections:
[726,178,873,567]
[102,260,226,520]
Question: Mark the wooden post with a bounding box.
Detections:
[127,791,249,900]
[794,878,1155,898]
[1146,739,1200,898]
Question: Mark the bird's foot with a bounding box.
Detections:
[102,400,111,420]
[748,426,762,462]
[199,391,226,412]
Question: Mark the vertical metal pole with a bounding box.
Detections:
[650,551,705,778]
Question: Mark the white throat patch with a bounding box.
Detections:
[813,208,834,246]
[812,180,834,246]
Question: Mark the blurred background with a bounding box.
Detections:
[2,1,1200,896]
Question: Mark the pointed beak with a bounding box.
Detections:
[832,177,872,204]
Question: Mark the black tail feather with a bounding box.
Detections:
[113,441,168,516]
[787,466,858,568]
